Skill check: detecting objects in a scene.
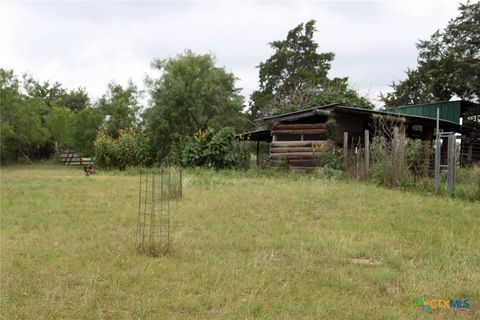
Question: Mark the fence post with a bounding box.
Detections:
[434,108,441,193]
[447,133,456,195]
[393,126,399,167]
[343,132,348,170]
[434,138,441,193]
[364,130,369,178]
[467,143,473,163]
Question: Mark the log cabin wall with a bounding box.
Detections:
[269,122,329,172]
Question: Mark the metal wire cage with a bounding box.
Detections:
[136,167,182,256]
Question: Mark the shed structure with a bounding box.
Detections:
[239,100,480,171]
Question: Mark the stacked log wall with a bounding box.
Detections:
[269,123,329,172]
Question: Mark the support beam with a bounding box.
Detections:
[271,129,326,136]
[256,141,260,167]
[343,132,348,170]
[273,123,326,130]
[364,130,369,178]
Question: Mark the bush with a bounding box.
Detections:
[325,147,343,170]
[94,128,152,170]
[317,165,344,180]
[181,127,249,169]
[404,139,432,178]
[325,118,337,142]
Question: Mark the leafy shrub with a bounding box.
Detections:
[317,165,344,180]
[162,138,186,166]
[404,139,432,178]
[94,128,152,170]
[325,147,343,170]
[277,156,290,171]
[325,118,337,142]
[182,127,249,169]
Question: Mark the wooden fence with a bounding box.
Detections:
[56,147,93,165]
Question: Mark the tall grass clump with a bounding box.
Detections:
[454,165,480,201]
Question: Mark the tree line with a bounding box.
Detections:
[1,2,478,167]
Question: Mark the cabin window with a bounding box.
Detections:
[277,135,300,141]
[303,134,323,141]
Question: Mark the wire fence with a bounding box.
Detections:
[343,129,480,200]
[136,167,182,256]
[460,138,480,166]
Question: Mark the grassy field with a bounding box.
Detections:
[1,164,479,319]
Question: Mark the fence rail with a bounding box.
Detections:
[56,148,93,165]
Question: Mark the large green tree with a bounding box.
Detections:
[23,77,89,111]
[45,106,75,146]
[72,107,103,154]
[97,81,141,139]
[145,50,245,160]
[0,68,101,161]
[382,2,480,107]
[0,69,50,161]
[250,20,373,118]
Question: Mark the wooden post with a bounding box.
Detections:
[447,133,456,195]
[256,141,260,167]
[434,138,441,193]
[467,143,473,163]
[343,132,348,170]
[55,141,59,162]
[434,109,441,193]
[393,127,399,167]
[19,149,33,164]
[364,130,369,178]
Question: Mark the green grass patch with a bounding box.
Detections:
[1,165,479,319]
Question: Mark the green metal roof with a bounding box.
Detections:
[385,101,462,125]
[256,100,477,127]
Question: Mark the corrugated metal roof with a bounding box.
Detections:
[256,100,474,125]
[256,103,340,121]
[385,101,462,124]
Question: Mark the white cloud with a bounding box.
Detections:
[0,1,460,107]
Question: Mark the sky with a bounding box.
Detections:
[0,0,461,108]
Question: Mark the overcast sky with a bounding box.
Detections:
[0,1,460,108]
